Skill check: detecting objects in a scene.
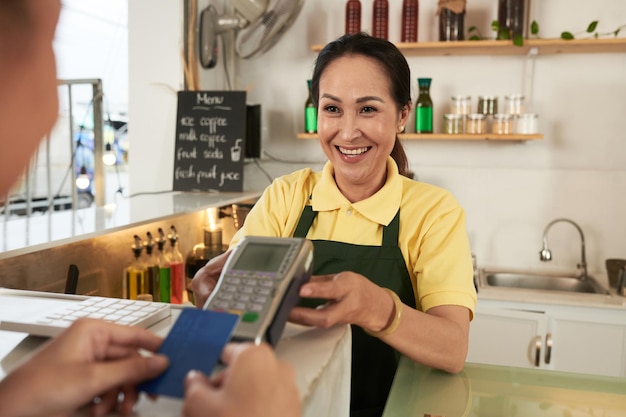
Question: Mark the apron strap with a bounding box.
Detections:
[294,204,400,248]
[293,205,316,238]
[382,210,400,247]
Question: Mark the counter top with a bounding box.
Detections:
[0,296,351,417]
[383,356,626,417]
[0,191,262,258]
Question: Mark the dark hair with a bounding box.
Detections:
[311,32,412,178]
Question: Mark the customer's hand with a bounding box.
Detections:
[289,272,396,332]
[191,250,231,308]
[0,318,168,417]
[183,342,300,417]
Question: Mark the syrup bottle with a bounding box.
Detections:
[167,225,185,304]
[372,0,389,40]
[123,235,147,300]
[304,80,317,134]
[415,78,433,133]
[345,0,361,35]
[401,0,419,42]
[144,231,160,301]
[155,228,171,303]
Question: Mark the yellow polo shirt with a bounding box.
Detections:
[231,157,476,318]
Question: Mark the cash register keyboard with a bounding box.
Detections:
[0,296,171,338]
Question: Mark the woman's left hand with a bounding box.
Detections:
[289,272,395,332]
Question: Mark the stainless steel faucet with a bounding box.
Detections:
[539,218,588,280]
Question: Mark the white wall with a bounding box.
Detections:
[129,0,626,280]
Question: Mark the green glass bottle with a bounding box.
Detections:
[415,78,433,133]
[305,79,317,133]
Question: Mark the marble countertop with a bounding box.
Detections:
[0,191,262,259]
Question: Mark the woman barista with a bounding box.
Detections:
[193,33,477,417]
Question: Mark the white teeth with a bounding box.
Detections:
[338,146,369,155]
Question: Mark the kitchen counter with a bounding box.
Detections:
[0,191,262,258]
[0,298,352,417]
[383,356,626,417]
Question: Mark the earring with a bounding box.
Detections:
[397,126,404,133]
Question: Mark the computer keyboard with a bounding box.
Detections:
[0,295,171,338]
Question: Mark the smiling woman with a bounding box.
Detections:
[192,32,478,417]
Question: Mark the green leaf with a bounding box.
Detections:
[468,26,477,32]
[469,35,481,41]
[615,28,621,37]
[497,28,510,40]
[530,20,539,35]
[491,20,500,31]
[561,31,575,40]
[587,20,598,33]
[513,34,524,46]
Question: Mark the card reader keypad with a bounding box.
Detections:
[212,272,279,321]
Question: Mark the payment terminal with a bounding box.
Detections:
[202,236,314,346]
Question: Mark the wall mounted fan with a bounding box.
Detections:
[199,0,304,69]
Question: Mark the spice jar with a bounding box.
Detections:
[491,113,514,134]
[477,95,498,115]
[515,113,538,134]
[504,94,525,115]
[450,95,471,115]
[466,113,486,134]
[443,113,464,134]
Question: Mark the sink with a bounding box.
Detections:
[478,270,609,295]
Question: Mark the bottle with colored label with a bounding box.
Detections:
[155,228,171,303]
[167,225,185,304]
[305,79,317,134]
[415,78,433,133]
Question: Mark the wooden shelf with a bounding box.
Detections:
[297,133,544,141]
[312,38,626,56]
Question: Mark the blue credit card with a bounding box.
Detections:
[139,308,240,398]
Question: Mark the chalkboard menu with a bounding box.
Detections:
[173,91,247,192]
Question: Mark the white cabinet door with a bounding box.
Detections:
[548,313,626,377]
[467,307,548,368]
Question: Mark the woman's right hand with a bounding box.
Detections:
[191,250,231,308]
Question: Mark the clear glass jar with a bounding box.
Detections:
[504,94,525,115]
[492,113,514,134]
[466,113,486,134]
[450,95,471,115]
[515,113,539,134]
[477,95,498,115]
[443,113,464,134]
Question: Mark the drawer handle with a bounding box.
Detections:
[544,333,553,365]
[533,335,542,367]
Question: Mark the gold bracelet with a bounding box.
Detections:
[364,288,402,338]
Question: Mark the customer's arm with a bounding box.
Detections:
[0,319,168,417]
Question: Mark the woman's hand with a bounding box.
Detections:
[191,250,232,308]
[183,343,300,417]
[0,318,169,417]
[289,272,396,333]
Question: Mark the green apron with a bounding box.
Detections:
[293,205,416,417]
